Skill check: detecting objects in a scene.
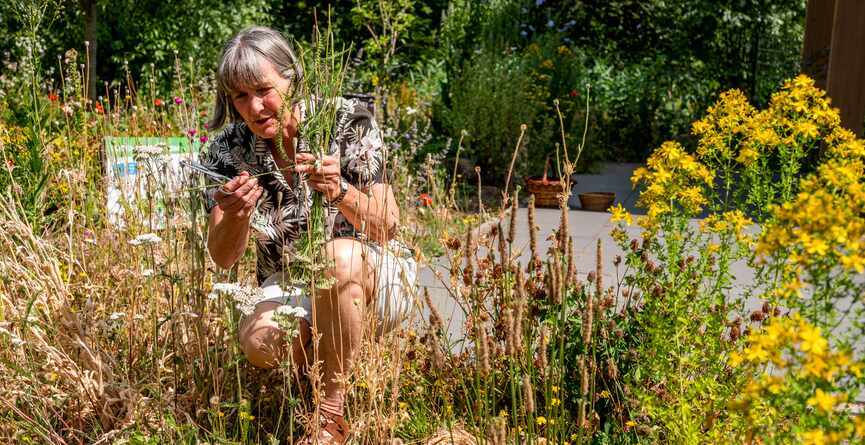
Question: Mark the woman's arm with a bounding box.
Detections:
[295,153,399,244]
[206,172,262,268]
[337,182,399,244]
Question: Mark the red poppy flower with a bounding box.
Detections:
[154,98,164,107]
[5,159,13,170]
[47,92,59,102]
[569,90,578,98]
[417,193,433,207]
[95,102,104,114]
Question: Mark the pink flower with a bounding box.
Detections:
[187,128,197,137]
[199,135,208,144]
[173,96,183,105]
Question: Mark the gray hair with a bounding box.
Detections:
[208,26,303,130]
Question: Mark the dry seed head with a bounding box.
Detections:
[558,199,569,252]
[538,325,549,373]
[503,307,515,357]
[478,328,491,376]
[423,288,444,334]
[515,289,526,355]
[551,254,563,304]
[523,375,535,414]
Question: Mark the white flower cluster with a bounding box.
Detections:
[128,233,162,246]
[272,304,308,342]
[208,282,263,316]
[133,144,168,158]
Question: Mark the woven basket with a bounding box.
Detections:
[578,192,616,212]
[526,175,566,208]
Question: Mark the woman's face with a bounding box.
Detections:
[230,59,293,140]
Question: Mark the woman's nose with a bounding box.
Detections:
[249,95,265,114]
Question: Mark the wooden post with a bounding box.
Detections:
[825,0,865,136]
[801,0,835,90]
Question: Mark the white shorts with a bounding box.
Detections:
[257,240,417,335]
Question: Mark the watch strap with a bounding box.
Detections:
[328,178,349,205]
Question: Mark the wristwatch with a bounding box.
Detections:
[328,177,349,206]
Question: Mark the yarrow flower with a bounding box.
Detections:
[133,144,167,158]
[128,233,162,246]
[208,282,263,316]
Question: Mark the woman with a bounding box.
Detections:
[200,26,417,444]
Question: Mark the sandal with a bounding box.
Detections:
[298,411,350,444]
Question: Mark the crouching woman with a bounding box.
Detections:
[200,26,417,444]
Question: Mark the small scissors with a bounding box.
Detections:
[180,160,233,184]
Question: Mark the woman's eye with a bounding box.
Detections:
[233,92,247,100]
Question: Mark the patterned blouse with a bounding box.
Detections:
[200,97,387,285]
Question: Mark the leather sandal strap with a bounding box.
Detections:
[320,412,349,443]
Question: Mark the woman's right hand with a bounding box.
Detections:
[214,171,263,221]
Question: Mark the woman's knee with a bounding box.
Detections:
[238,307,286,369]
[323,239,368,285]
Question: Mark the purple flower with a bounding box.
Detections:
[174,96,183,105]
[199,135,208,144]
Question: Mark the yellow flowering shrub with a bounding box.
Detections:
[611,74,865,443]
[727,315,864,444]
[631,140,713,233]
[691,89,755,163]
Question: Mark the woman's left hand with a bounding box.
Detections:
[294,153,343,201]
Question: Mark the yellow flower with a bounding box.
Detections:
[800,325,828,357]
[807,389,837,413]
[551,397,561,407]
[536,416,547,426]
[801,429,828,445]
[854,416,865,437]
[608,203,633,226]
[728,351,744,368]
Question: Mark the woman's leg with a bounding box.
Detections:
[238,302,312,374]
[237,238,373,424]
[314,238,375,417]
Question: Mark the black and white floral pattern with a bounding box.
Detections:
[200,97,387,284]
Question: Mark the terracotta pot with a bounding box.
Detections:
[526,175,569,208]
[525,157,571,208]
[578,192,616,212]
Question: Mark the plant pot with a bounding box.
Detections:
[578,192,615,212]
[526,175,568,208]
